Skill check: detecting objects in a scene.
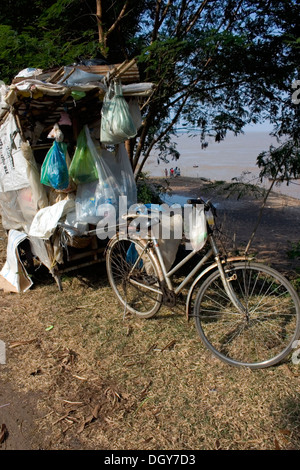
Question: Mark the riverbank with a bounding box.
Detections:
[150,176,300,274]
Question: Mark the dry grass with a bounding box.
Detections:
[1,217,300,450]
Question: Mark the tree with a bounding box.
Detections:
[0,0,299,180]
[131,0,299,178]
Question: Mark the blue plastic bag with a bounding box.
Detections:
[126,243,143,269]
[41,141,69,190]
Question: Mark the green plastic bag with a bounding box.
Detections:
[69,127,99,184]
[40,141,69,190]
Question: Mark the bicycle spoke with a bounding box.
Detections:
[106,237,162,318]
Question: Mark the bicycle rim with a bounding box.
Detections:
[106,236,162,318]
[193,262,300,369]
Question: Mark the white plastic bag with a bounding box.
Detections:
[100,81,137,144]
[184,205,208,251]
[128,98,142,130]
[29,199,75,239]
[0,113,30,192]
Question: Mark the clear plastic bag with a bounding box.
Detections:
[98,143,137,209]
[40,141,69,190]
[75,128,137,224]
[100,81,137,144]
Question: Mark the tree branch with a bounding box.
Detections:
[106,0,129,37]
[185,0,209,34]
[151,0,174,43]
[135,91,190,177]
[96,0,104,45]
[95,0,129,51]
[244,177,277,255]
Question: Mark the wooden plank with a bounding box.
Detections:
[78,61,140,82]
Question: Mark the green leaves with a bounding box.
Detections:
[257,141,300,182]
[0,0,298,179]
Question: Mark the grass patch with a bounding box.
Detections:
[1,216,300,450]
[1,257,300,450]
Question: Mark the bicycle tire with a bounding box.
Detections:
[106,235,162,318]
[193,261,300,369]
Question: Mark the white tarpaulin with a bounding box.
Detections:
[0,229,33,292]
[28,198,75,239]
[0,113,30,193]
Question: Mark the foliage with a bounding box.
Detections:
[136,172,169,204]
[257,140,300,182]
[203,177,266,200]
[287,241,300,260]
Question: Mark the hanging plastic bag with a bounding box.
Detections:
[47,123,64,142]
[69,127,99,184]
[74,127,117,223]
[128,98,142,130]
[40,140,69,190]
[98,143,137,208]
[100,81,137,145]
[184,205,208,251]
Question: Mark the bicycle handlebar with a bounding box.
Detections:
[186,198,216,215]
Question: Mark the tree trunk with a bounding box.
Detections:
[96,0,105,49]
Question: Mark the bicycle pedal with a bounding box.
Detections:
[226,273,237,281]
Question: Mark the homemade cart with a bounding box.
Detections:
[0,59,154,292]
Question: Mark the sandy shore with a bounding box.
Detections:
[149,176,300,274]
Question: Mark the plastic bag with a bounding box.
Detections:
[47,123,64,142]
[21,141,48,210]
[40,141,70,190]
[184,205,208,251]
[75,128,137,224]
[97,143,137,209]
[100,81,137,144]
[128,98,142,130]
[69,127,99,184]
[74,128,118,223]
[75,180,104,224]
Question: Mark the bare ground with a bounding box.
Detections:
[0,176,300,451]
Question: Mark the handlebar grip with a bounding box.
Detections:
[187,198,217,216]
[187,198,205,205]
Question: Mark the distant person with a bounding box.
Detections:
[165,168,168,177]
[170,168,174,177]
[176,167,181,177]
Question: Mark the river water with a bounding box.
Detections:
[143,131,300,200]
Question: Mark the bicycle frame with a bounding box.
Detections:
[126,228,248,318]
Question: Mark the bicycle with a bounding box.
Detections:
[105,198,300,369]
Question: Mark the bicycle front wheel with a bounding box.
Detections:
[193,262,300,369]
[106,235,162,318]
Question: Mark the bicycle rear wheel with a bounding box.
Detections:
[106,235,162,318]
[193,262,300,369]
